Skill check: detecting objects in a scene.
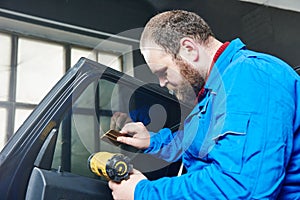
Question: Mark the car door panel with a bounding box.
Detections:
[26,167,112,200]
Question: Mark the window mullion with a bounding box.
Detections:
[6,35,18,141]
[65,44,71,72]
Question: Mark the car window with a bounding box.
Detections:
[52,78,123,178]
[51,74,185,180]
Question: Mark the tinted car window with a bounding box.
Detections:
[51,67,189,180]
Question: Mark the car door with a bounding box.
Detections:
[0,58,191,199]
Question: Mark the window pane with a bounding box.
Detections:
[17,37,64,104]
[71,47,96,67]
[0,108,7,151]
[98,52,122,71]
[15,108,33,132]
[51,72,187,179]
[52,78,125,179]
[0,33,11,101]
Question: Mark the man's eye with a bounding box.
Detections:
[155,67,167,78]
[157,71,166,77]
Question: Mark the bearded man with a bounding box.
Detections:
[109,10,300,199]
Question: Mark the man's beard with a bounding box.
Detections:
[172,58,206,105]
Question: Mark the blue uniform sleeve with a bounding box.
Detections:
[143,128,184,162]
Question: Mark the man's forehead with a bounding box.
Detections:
[141,46,166,61]
[141,48,168,70]
[141,46,165,54]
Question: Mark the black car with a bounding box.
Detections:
[0,58,191,200]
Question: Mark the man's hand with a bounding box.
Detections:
[110,112,132,131]
[108,169,147,200]
[118,122,150,150]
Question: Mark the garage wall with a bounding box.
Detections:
[0,0,155,36]
[0,0,300,67]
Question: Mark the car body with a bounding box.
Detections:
[0,58,191,199]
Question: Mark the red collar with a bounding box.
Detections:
[195,41,230,103]
[213,41,230,63]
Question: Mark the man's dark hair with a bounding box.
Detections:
[140,10,214,57]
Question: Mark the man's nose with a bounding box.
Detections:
[159,77,168,87]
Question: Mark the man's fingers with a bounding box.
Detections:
[120,122,143,134]
[117,135,149,149]
[108,180,115,190]
[110,119,116,130]
[117,136,135,146]
[110,112,132,130]
[119,123,133,134]
[118,122,150,149]
[131,168,142,174]
[108,180,121,190]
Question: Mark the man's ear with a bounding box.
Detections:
[178,37,199,62]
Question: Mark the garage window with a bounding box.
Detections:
[0,17,133,151]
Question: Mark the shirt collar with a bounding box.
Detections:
[205,38,246,92]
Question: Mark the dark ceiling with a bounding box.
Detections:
[0,0,299,67]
